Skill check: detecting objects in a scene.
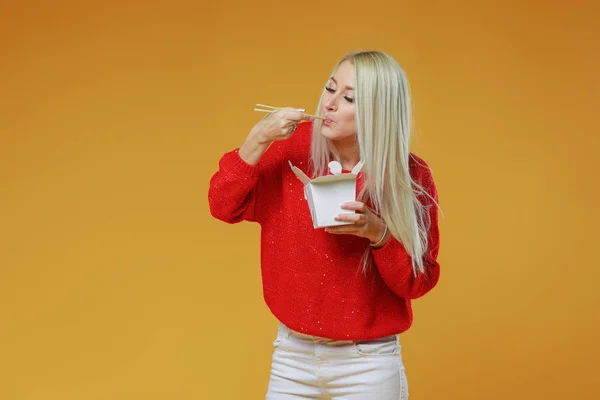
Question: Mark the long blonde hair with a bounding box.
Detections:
[310,50,437,276]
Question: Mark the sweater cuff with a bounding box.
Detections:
[371,237,411,271]
[221,149,261,179]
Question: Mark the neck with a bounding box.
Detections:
[333,138,360,171]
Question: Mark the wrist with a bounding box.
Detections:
[239,130,271,166]
[370,222,389,248]
[249,127,271,146]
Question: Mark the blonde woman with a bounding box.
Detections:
[209,50,440,399]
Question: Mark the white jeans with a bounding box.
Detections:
[266,324,409,399]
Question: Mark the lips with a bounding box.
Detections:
[323,117,334,126]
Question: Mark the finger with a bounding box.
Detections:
[277,120,297,133]
[334,213,366,224]
[284,110,315,122]
[267,109,297,122]
[325,226,361,234]
[299,113,315,122]
[340,201,367,213]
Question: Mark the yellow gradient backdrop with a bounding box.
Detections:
[1,1,599,399]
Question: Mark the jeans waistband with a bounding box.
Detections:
[279,323,398,344]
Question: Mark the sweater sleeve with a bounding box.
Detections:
[208,148,262,223]
[371,156,441,300]
[208,125,301,224]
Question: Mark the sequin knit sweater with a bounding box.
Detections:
[208,122,440,340]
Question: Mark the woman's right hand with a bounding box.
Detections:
[250,108,314,144]
[239,107,313,166]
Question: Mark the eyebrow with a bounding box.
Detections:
[330,77,354,90]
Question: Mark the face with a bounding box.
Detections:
[320,60,356,143]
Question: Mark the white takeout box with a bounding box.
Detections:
[288,160,364,228]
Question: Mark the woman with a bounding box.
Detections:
[208,50,440,399]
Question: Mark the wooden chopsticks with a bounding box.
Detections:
[254,103,324,120]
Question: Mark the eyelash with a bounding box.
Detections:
[325,86,354,103]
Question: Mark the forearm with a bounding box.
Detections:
[372,237,440,299]
[238,129,272,166]
[208,150,260,223]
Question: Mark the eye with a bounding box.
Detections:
[325,86,335,93]
[344,96,355,103]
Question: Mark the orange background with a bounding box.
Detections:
[1,1,599,399]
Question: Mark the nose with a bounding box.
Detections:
[324,95,337,111]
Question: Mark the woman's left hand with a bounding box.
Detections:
[325,201,387,245]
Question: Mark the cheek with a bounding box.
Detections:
[342,107,356,129]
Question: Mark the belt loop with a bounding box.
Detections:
[284,324,290,339]
[280,323,291,339]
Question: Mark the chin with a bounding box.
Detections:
[320,125,343,140]
[320,125,354,142]
[320,125,336,139]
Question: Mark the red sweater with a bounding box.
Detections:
[208,122,440,340]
